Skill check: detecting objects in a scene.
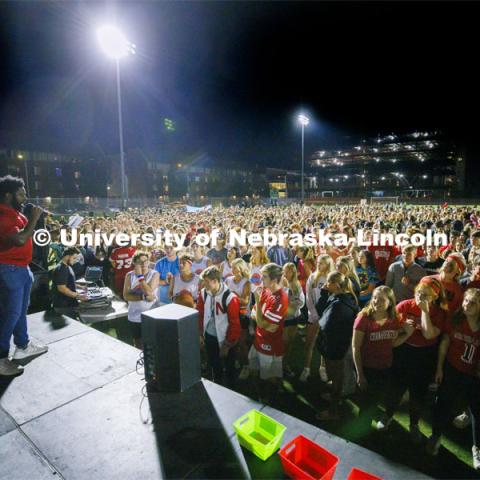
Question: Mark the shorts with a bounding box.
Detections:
[248,345,283,380]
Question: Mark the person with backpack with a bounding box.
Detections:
[315,270,359,420]
[197,265,241,387]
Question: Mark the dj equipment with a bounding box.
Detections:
[142,303,201,393]
[84,266,104,283]
[78,287,113,310]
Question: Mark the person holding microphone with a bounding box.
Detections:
[0,175,48,376]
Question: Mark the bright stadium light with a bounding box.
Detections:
[96,24,136,210]
[298,114,310,126]
[97,25,134,59]
[297,113,310,203]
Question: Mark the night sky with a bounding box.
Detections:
[0,1,478,170]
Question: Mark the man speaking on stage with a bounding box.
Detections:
[0,175,49,376]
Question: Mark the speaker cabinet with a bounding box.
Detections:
[142,303,201,392]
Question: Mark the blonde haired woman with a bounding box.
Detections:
[315,271,359,420]
[336,255,361,301]
[301,254,335,382]
[282,262,305,377]
[353,286,414,433]
[249,246,269,292]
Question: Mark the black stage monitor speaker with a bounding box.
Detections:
[141,303,201,393]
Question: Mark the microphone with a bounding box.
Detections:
[23,203,56,218]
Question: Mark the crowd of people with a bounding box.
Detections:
[1,174,480,471]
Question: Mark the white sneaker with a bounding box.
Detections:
[299,367,310,382]
[472,446,480,471]
[0,358,24,376]
[453,411,471,429]
[12,341,48,365]
[376,416,393,432]
[239,366,250,380]
[426,435,441,456]
[319,365,328,382]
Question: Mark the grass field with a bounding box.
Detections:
[92,317,479,479]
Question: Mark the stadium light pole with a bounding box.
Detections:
[297,114,309,203]
[97,25,136,210]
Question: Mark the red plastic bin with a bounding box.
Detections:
[278,435,339,480]
[347,467,383,480]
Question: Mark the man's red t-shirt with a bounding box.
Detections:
[368,244,399,281]
[254,288,288,356]
[0,204,32,266]
[354,314,402,369]
[396,299,446,347]
[444,320,480,377]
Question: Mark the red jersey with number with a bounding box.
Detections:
[110,247,136,278]
[354,314,402,369]
[396,299,446,347]
[0,204,32,266]
[444,320,480,376]
[254,288,288,356]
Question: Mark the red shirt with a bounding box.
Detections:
[396,299,446,347]
[444,320,480,376]
[110,247,136,278]
[432,274,464,313]
[254,288,288,356]
[0,204,32,266]
[354,314,402,369]
[368,244,399,281]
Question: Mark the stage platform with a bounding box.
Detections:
[0,310,432,479]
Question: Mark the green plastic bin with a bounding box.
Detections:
[233,409,286,461]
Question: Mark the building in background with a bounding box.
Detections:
[309,131,465,199]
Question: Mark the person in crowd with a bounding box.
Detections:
[368,240,400,283]
[267,242,293,267]
[169,253,199,307]
[417,245,444,275]
[302,254,335,382]
[336,255,361,301]
[427,288,480,471]
[461,255,480,291]
[225,258,251,380]
[249,263,289,403]
[220,245,241,280]
[190,241,211,275]
[380,276,448,443]
[315,271,359,420]
[386,244,426,303]
[197,266,241,387]
[352,286,415,434]
[52,247,89,316]
[0,175,48,376]
[249,246,269,293]
[206,233,228,266]
[281,262,305,377]
[155,245,180,304]
[431,252,466,314]
[356,249,378,306]
[463,231,480,267]
[109,241,136,298]
[123,251,159,348]
[295,246,315,293]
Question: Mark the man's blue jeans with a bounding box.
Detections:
[0,264,33,359]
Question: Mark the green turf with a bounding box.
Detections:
[92,318,479,479]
